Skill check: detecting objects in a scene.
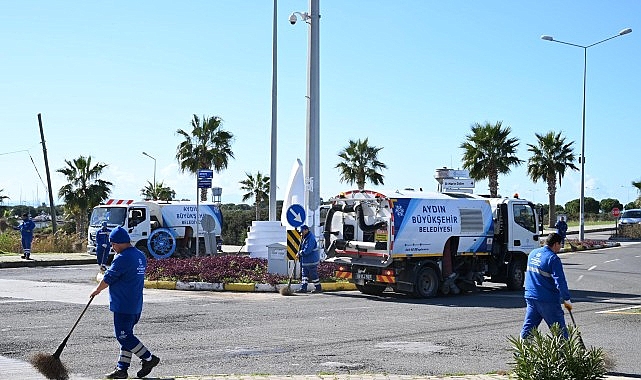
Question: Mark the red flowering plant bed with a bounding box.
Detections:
[146,255,341,285]
[566,239,610,251]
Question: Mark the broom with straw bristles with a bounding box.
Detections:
[279,257,299,296]
[280,232,302,296]
[30,295,95,380]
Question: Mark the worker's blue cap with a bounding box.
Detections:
[298,224,309,232]
[109,226,130,244]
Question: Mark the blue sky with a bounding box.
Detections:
[1,1,639,210]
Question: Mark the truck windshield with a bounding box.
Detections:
[513,204,536,233]
[89,207,127,227]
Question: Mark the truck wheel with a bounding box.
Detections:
[147,228,177,259]
[356,284,386,296]
[506,258,525,290]
[414,266,439,298]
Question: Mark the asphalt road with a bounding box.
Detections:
[0,239,639,379]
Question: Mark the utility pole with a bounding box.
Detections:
[37,113,57,234]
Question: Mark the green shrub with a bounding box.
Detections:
[619,224,641,239]
[32,231,85,253]
[0,230,84,254]
[508,324,607,380]
[0,231,21,254]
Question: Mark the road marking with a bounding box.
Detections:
[596,305,641,315]
[587,265,597,271]
[603,259,619,263]
[577,275,584,282]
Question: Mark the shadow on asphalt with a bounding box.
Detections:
[324,287,640,309]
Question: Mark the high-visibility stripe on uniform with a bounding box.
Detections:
[527,265,551,277]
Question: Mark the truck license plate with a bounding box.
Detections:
[354,273,374,281]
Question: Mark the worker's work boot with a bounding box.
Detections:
[296,285,308,293]
[137,355,160,378]
[105,368,128,379]
[312,284,323,293]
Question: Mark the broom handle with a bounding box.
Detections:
[568,308,577,327]
[53,295,95,358]
[567,308,586,348]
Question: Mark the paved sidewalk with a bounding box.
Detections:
[3,355,639,380]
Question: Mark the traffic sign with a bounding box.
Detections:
[443,179,475,188]
[286,204,306,228]
[198,169,213,178]
[197,178,212,189]
[612,207,620,217]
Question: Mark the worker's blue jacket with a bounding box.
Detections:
[103,246,147,314]
[96,227,111,252]
[524,245,571,303]
[14,218,35,238]
[298,231,320,267]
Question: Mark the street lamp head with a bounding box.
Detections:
[619,28,632,36]
[541,35,554,41]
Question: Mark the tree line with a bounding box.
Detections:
[2,116,641,245]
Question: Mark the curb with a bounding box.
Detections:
[143,279,358,293]
[0,257,95,269]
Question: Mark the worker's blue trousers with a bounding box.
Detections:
[520,298,568,339]
[113,312,151,370]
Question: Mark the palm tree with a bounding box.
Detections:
[140,181,176,201]
[0,188,8,204]
[239,172,270,220]
[631,180,641,207]
[176,115,235,201]
[460,121,523,197]
[526,131,578,227]
[335,138,387,191]
[57,155,112,237]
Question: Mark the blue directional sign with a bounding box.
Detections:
[197,178,212,189]
[286,204,306,228]
[198,169,213,179]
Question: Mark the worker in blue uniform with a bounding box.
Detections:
[520,232,572,339]
[95,221,112,271]
[296,225,322,293]
[90,226,160,379]
[14,213,36,259]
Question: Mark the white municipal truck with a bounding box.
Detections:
[323,189,540,298]
[87,199,223,259]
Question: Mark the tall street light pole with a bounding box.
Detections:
[269,0,278,221]
[541,28,632,241]
[290,0,320,234]
[142,152,157,198]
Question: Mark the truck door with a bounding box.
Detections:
[508,202,539,253]
[127,206,150,244]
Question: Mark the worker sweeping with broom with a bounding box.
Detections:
[296,225,323,294]
[90,226,160,379]
[520,232,572,340]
